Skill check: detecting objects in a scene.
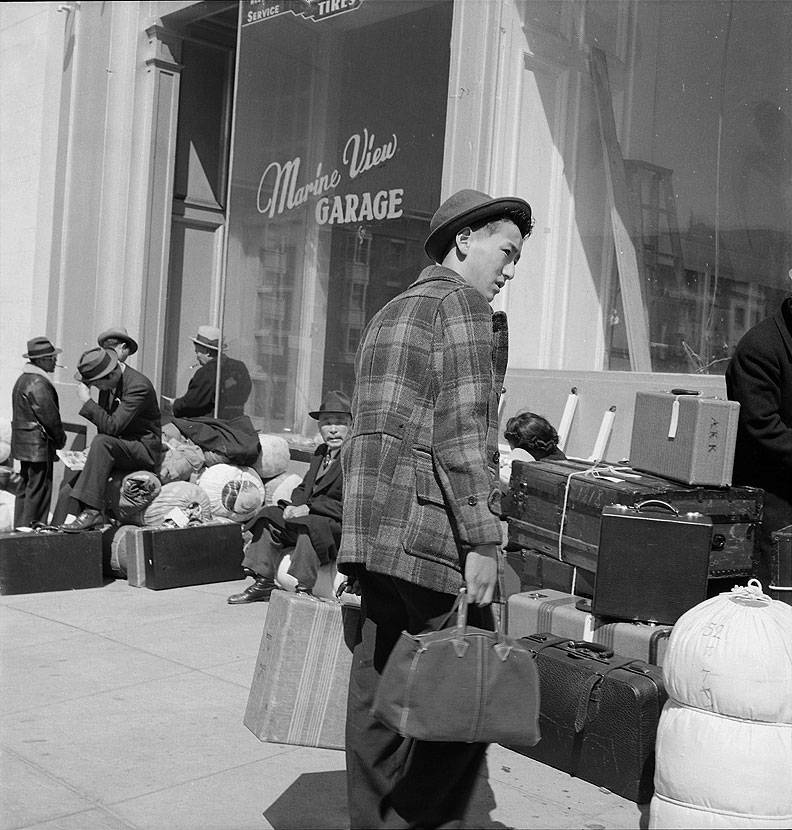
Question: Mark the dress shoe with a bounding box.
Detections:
[227,577,277,604]
[61,508,104,533]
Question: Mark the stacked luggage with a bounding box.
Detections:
[501,390,766,804]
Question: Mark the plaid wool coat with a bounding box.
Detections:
[338,266,508,595]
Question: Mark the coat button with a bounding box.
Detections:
[468,496,478,506]
[492,451,500,463]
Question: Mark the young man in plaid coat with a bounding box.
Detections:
[339,189,533,828]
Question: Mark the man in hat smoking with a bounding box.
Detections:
[60,347,162,532]
[338,189,533,828]
[171,325,252,420]
[227,390,351,603]
[10,337,67,527]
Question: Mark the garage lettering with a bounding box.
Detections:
[315,189,404,224]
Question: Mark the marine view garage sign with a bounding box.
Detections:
[256,128,404,226]
[242,0,363,26]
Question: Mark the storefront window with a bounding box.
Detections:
[224,0,452,435]
[603,0,791,373]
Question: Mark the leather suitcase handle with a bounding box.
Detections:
[565,640,615,659]
[634,499,679,516]
[669,388,700,395]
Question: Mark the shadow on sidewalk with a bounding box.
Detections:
[263,769,509,829]
[264,770,348,829]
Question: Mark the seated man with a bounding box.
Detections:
[227,391,350,604]
[59,347,162,532]
[97,326,137,365]
[171,325,251,421]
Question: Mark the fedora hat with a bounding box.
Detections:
[308,390,352,420]
[23,336,62,360]
[97,326,138,355]
[74,347,118,383]
[191,325,226,351]
[424,189,533,262]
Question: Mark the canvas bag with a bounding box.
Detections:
[371,588,541,744]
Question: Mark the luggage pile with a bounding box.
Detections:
[501,390,769,804]
[104,431,303,589]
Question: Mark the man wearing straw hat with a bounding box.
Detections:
[10,336,67,527]
[59,347,161,532]
[172,325,251,420]
[339,188,534,828]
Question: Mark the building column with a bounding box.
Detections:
[126,19,183,387]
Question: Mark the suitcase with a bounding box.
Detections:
[506,589,672,665]
[503,547,595,598]
[110,523,244,589]
[591,502,711,625]
[509,633,667,803]
[0,529,103,594]
[506,458,760,577]
[244,591,361,750]
[769,524,792,607]
[629,391,739,487]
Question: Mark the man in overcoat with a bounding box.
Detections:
[172,325,252,420]
[11,336,67,527]
[227,390,350,603]
[338,189,533,828]
[726,290,792,585]
[59,347,162,532]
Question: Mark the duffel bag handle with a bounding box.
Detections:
[634,499,679,516]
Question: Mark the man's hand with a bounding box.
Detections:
[282,504,310,520]
[464,544,499,606]
[76,383,91,404]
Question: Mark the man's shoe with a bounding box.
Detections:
[60,509,103,533]
[227,578,276,604]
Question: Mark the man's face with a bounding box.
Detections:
[318,414,351,451]
[35,355,57,373]
[91,367,121,391]
[195,346,213,366]
[103,339,130,364]
[458,219,524,302]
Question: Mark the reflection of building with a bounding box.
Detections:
[2,1,790,439]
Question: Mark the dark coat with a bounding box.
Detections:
[253,444,343,563]
[725,298,792,501]
[79,365,162,464]
[172,355,252,420]
[11,367,67,462]
[339,266,506,595]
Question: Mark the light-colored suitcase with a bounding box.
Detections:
[244,590,360,750]
[506,589,672,665]
[629,391,739,486]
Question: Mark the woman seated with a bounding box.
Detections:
[500,411,566,486]
[227,391,351,604]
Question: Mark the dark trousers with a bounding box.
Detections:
[71,435,158,510]
[242,522,323,590]
[345,570,492,829]
[13,460,53,527]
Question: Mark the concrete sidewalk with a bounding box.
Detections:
[0,577,648,830]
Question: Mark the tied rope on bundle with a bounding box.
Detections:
[557,463,641,595]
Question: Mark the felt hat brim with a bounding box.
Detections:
[424,196,533,262]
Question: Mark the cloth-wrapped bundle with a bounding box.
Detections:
[0,417,11,464]
[264,472,302,507]
[197,463,265,522]
[105,470,162,525]
[160,434,205,484]
[254,434,290,480]
[141,481,213,527]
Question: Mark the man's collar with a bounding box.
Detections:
[23,363,52,379]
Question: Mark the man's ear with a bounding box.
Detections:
[455,226,473,256]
